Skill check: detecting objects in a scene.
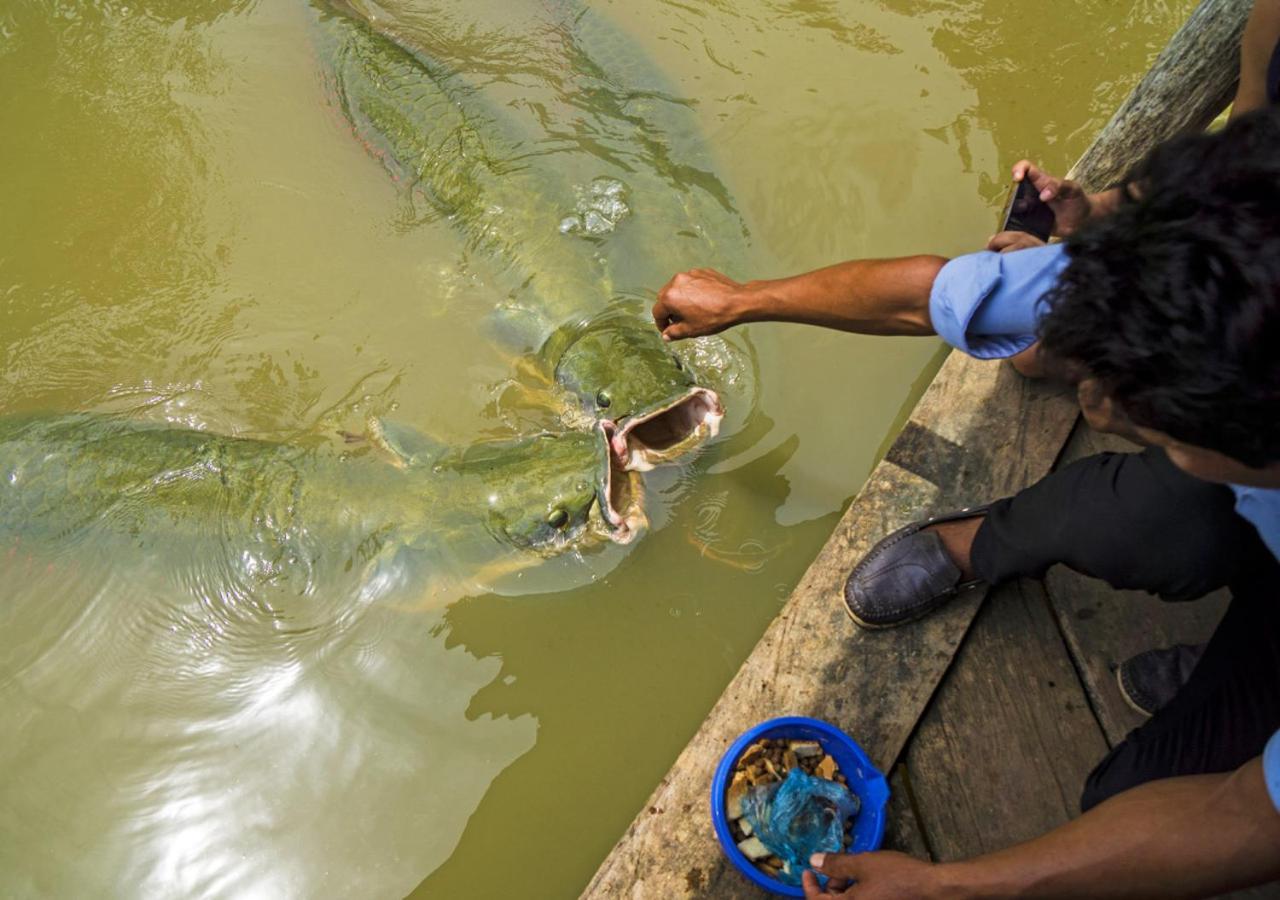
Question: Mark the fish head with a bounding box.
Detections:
[461,427,646,552]
[550,306,723,471]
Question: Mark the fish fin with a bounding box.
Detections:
[389,550,545,613]
[369,419,446,468]
[511,353,555,386]
[485,304,551,354]
[483,379,570,432]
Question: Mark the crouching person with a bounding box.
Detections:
[656,108,1280,897]
[811,111,1280,898]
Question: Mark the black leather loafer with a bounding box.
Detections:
[842,505,990,629]
[1117,643,1205,718]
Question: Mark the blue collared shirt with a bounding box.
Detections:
[928,244,1071,359]
[929,243,1280,562]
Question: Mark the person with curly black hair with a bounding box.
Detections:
[656,104,1280,897]
[800,111,1280,899]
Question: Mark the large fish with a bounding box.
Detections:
[0,414,644,606]
[311,7,726,471]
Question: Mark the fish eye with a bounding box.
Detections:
[548,508,570,529]
[595,390,611,409]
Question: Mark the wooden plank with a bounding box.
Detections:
[1042,423,1232,744]
[1067,0,1250,191]
[582,353,1079,898]
[1041,424,1280,900]
[882,767,932,861]
[906,577,1110,861]
[1042,426,1280,900]
[585,1,1253,893]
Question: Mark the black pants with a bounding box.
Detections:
[970,447,1280,811]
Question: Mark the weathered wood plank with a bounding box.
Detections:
[1040,425,1280,900]
[582,353,1079,898]
[1067,0,1250,192]
[585,0,1253,893]
[906,577,1110,861]
[882,767,932,861]
[1042,423,1232,744]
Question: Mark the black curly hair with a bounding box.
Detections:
[1038,107,1280,467]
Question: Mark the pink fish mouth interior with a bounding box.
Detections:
[604,388,723,472]
[597,426,646,544]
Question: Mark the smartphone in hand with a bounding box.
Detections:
[1001,179,1055,241]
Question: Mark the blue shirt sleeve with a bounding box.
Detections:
[928,243,1071,359]
[1266,729,1280,814]
[1230,485,1280,564]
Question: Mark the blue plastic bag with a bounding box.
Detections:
[742,768,861,885]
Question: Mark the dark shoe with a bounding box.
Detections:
[1117,643,1205,718]
[843,505,989,629]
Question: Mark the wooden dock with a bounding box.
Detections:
[582,0,1280,896]
[884,423,1280,900]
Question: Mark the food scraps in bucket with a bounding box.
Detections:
[725,737,856,881]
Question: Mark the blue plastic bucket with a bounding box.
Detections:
[710,716,889,897]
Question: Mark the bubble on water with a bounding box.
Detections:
[559,177,630,238]
[582,210,609,234]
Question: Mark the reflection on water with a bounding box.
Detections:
[1,0,1194,897]
[0,3,227,414]
[2,551,536,897]
[0,412,632,896]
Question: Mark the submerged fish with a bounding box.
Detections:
[539,303,725,470]
[311,7,724,469]
[0,414,644,603]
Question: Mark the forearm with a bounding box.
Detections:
[1232,0,1280,118]
[939,760,1280,900]
[737,255,944,336]
[1085,186,1125,221]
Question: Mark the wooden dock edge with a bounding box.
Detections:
[582,2,1247,896]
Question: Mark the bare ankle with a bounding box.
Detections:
[926,516,984,581]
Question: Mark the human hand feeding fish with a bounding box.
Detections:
[549,307,724,472]
[653,268,760,341]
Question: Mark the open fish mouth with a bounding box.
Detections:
[593,424,648,544]
[603,388,723,472]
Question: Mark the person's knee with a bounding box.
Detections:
[1079,771,1114,813]
[1063,450,1246,599]
[1080,737,1156,813]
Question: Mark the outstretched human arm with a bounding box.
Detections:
[801,755,1280,900]
[651,256,946,341]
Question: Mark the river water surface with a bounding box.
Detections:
[0,1,1193,897]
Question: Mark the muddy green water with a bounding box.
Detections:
[0,2,1192,897]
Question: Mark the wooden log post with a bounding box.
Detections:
[1067,0,1250,191]
[582,1,1249,896]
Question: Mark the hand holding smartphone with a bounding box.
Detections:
[1001,179,1056,242]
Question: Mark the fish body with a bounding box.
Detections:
[314,5,603,333]
[312,7,725,466]
[0,414,641,599]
